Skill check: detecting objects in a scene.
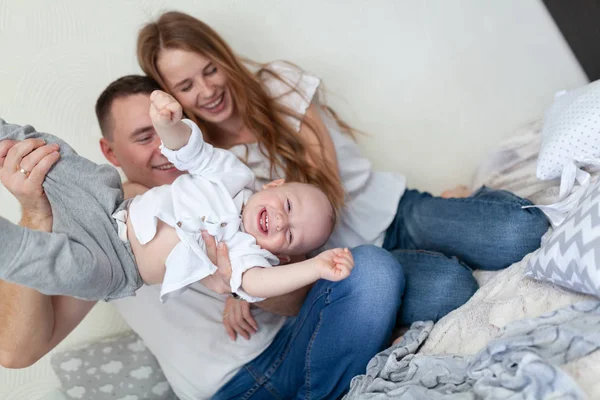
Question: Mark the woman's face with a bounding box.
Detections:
[157,48,235,125]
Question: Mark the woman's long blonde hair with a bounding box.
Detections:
[137,11,354,211]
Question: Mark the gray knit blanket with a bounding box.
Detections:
[344,300,600,400]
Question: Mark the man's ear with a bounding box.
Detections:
[275,254,291,264]
[99,138,120,167]
[262,178,285,191]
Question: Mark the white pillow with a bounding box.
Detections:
[537,79,600,181]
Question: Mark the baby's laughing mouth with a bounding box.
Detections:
[258,208,269,234]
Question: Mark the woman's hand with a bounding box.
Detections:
[222,296,258,341]
[0,139,59,231]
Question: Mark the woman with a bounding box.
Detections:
[133,10,549,399]
[138,10,548,311]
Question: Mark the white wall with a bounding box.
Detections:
[0,0,588,224]
[0,0,589,398]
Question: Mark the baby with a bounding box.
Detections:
[0,91,353,303]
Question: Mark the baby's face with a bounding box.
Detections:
[242,182,334,256]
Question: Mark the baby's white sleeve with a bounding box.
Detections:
[159,119,215,175]
[228,233,279,302]
[160,119,255,196]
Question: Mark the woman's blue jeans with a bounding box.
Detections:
[384,187,549,325]
[213,245,404,400]
[213,187,549,399]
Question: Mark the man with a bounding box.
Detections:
[0,76,402,399]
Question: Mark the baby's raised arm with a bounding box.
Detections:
[149,90,253,191]
[149,90,191,150]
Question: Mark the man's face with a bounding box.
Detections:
[99,94,185,188]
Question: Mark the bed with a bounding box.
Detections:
[345,118,600,399]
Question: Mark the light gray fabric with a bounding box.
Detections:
[344,300,600,399]
[0,119,141,301]
[526,178,600,297]
[51,332,177,400]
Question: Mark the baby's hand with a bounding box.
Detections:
[314,248,354,282]
[149,90,183,128]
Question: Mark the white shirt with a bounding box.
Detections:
[129,119,278,302]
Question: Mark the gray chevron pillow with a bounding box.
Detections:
[526,179,600,297]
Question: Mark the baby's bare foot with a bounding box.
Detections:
[441,185,471,199]
[392,326,410,346]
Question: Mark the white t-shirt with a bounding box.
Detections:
[114,283,286,400]
[115,61,405,399]
[129,119,278,303]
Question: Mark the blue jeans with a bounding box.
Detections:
[212,245,404,400]
[385,187,549,325]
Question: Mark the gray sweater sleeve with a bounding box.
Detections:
[0,119,142,301]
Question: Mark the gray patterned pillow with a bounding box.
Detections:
[526,179,600,297]
[50,332,177,400]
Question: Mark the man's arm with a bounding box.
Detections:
[0,140,94,368]
[0,284,94,368]
[0,211,95,368]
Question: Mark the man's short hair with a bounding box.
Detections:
[95,75,161,139]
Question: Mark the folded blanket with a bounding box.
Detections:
[344,300,600,399]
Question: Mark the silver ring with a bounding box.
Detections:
[19,167,30,177]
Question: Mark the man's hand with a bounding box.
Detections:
[0,139,59,231]
[149,90,183,128]
[314,248,354,282]
[202,231,260,337]
[198,231,234,294]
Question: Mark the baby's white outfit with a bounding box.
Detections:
[126,119,278,302]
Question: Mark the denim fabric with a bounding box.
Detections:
[384,187,549,326]
[212,245,404,400]
[391,250,479,326]
[383,187,549,270]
